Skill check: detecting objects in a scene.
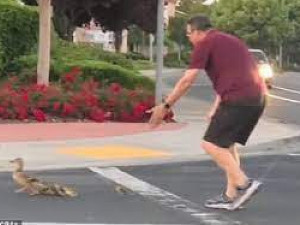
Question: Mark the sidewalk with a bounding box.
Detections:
[1,114,300,172]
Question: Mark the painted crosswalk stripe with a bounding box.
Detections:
[89,167,244,225]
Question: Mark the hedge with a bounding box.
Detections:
[164,52,190,68]
[0,0,18,5]
[54,41,135,71]
[125,52,149,61]
[0,2,38,73]
[64,60,154,90]
[10,54,155,91]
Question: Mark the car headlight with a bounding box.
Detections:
[258,64,273,79]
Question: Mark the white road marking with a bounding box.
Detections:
[267,93,300,104]
[267,85,300,104]
[273,86,300,95]
[288,153,300,156]
[89,167,243,225]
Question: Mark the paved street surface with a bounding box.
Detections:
[123,153,300,225]
[1,153,299,225]
[161,70,300,126]
[0,169,196,224]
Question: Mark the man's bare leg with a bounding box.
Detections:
[226,144,242,197]
[229,144,240,167]
[15,187,27,193]
[201,141,248,199]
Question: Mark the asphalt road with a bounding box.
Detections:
[0,169,197,224]
[162,70,300,126]
[123,153,300,225]
[1,153,300,225]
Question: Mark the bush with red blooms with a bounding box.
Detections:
[0,67,175,123]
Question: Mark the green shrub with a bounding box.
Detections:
[10,54,155,90]
[132,60,155,70]
[164,50,191,68]
[64,60,138,89]
[54,41,135,71]
[125,52,148,60]
[0,42,4,71]
[164,52,187,68]
[0,0,18,5]
[63,60,154,90]
[181,51,191,65]
[0,2,38,73]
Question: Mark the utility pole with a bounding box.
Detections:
[155,0,165,104]
[37,0,51,86]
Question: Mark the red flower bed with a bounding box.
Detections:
[0,68,174,123]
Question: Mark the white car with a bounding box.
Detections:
[249,49,274,89]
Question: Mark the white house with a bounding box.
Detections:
[73,20,116,52]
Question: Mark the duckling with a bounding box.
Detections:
[10,158,78,197]
[114,184,132,195]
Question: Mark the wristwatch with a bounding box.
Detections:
[163,102,171,109]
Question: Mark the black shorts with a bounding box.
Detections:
[203,96,266,148]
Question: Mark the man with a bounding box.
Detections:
[148,15,267,210]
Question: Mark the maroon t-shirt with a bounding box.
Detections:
[189,29,267,103]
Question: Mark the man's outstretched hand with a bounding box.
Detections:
[147,104,169,129]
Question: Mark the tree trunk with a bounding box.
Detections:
[149,34,154,62]
[142,31,145,55]
[37,0,51,86]
[279,43,283,69]
[114,30,122,53]
[178,43,182,61]
[120,29,128,53]
[53,11,74,41]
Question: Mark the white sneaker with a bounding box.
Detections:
[229,180,262,211]
[204,193,235,210]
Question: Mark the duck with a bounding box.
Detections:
[114,184,132,195]
[10,158,78,197]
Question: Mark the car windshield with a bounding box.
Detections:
[251,51,268,64]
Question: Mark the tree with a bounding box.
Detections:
[19,0,162,85]
[52,7,75,41]
[49,0,158,38]
[283,0,300,66]
[178,0,209,16]
[23,0,160,50]
[168,16,188,61]
[21,0,159,43]
[211,0,294,62]
[167,0,209,61]
[20,0,37,5]
[128,25,144,52]
[22,0,158,32]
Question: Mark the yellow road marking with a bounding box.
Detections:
[58,145,170,159]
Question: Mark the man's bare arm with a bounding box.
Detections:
[164,69,203,106]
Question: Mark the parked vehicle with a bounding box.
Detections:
[249,49,274,89]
